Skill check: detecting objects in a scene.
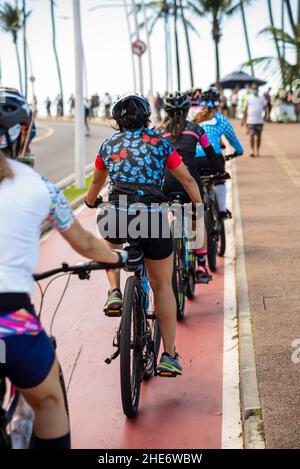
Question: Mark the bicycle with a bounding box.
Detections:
[0,259,124,449]
[104,240,161,418]
[167,194,196,321]
[200,172,231,272]
[200,152,240,272]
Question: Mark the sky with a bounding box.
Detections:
[0,0,298,113]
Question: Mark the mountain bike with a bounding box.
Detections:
[0,259,124,449]
[104,241,161,418]
[167,194,197,321]
[200,172,231,272]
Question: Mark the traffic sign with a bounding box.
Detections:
[132,39,147,57]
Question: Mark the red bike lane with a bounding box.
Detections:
[35,207,229,449]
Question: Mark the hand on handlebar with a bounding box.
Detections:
[85,196,103,209]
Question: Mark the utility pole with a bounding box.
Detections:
[73,0,85,189]
[140,0,154,114]
[131,0,144,94]
[123,0,137,92]
[23,0,28,99]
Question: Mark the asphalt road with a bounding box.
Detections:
[32,120,113,184]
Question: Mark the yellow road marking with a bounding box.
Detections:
[34,124,54,143]
[265,135,300,190]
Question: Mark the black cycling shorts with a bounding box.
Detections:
[163,165,204,201]
[0,294,55,389]
[196,154,225,175]
[97,203,174,261]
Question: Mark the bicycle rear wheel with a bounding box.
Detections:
[205,195,217,272]
[217,219,226,257]
[186,251,196,300]
[172,235,186,321]
[120,276,143,418]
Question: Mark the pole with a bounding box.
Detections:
[123,0,137,92]
[73,0,85,189]
[22,0,28,99]
[131,0,143,94]
[140,0,154,115]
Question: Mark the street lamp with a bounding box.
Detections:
[73,0,85,189]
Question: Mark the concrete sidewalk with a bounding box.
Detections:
[234,121,300,448]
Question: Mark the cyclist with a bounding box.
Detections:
[0,88,126,449]
[85,93,203,377]
[194,87,244,221]
[157,92,226,283]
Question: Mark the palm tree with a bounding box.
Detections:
[22,0,32,99]
[179,0,194,87]
[0,2,23,93]
[187,0,235,84]
[244,26,300,87]
[136,1,198,90]
[49,0,64,115]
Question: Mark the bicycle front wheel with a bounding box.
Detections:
[217,219,226,257]
[205,195,217,272]
[120,276,143,418]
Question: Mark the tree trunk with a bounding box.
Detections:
[14,36,23,94]
[297,0,300,67]
[179,0,194,88]
[281,0,285,61]
[173,0,181,91]
[267,0,284,83]
[212,16,220,84]
[22,0,28,99]
[284,0,296,36]
[50,0,64,115]
[164,15,170,91]
[240,0,254,75]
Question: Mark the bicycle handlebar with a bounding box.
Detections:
[34,259,124,282]
[225,153,242,161]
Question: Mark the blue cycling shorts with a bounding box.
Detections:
[0,294,55,389]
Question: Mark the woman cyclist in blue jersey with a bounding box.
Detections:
[194,88,244,220]
[157,92,226,283]
[0,88,126,449]
[86,94,203,377]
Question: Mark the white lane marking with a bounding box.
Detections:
[231,162,265,449]
[222,161,243,449]
[34,124,54,143]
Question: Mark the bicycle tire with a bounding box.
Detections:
[217,219,226,257]
[205,195,217,272]
[186,251,196,300]
[143,320,161,380]
[172,235,186,320]
[120,276,143,418]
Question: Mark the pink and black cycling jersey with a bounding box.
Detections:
[156,121,210,168]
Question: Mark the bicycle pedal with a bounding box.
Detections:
[104,307,122,318]
[157,370,178,378]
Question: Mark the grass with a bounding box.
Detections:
[63,174,93,203]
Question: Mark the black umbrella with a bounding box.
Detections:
[216,70,267,89]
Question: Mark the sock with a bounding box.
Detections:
[33,432,71,449]
[214,183,227,213]
[195,249,207,266]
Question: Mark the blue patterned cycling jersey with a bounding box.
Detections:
[95,127,181,187]
[196,112,243,157]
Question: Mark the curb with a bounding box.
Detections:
[232,161,265,449]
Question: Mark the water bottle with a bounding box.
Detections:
[141,275,150,311]
[9,396,33,449]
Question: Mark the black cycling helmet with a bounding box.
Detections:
[164,92,191,114]
[0,87,31,135]
[201,87,221,108]
[111,94,151,120]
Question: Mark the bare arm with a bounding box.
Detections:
[60,218,119,264]
[86,169,108,206]
[169,162,202,204]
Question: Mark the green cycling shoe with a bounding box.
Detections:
[157,351,182,377]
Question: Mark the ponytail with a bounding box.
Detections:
[0,151,14,182]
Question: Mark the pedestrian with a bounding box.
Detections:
[264,87,272,122]
[243,83,266,158]
[56,95,63,117]
[68,94,75,117]
[91,93,100,117]
[45,97,51,117]
[84,99,90,136]
[104,93,112,119]
[231,88,238,118]
[154,92,164,121]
